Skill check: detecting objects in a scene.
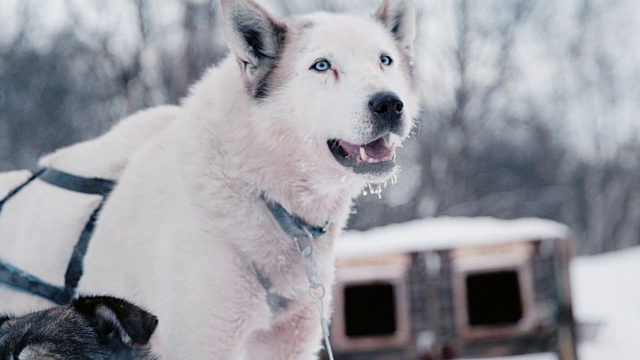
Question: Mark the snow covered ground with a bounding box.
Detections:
[572,247,640,360]
[471,247,640,360]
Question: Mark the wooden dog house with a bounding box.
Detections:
[325,217,578,360]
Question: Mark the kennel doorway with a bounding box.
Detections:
[331,253,412,352]
[452,242,537,340]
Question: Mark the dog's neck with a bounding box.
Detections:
[241,147,360,230]
[244,141,362,230]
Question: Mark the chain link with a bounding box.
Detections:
[294,227,335,360]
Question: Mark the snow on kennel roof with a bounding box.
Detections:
[335,217,571,259]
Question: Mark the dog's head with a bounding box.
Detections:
[0,296,158,360]
[221,0,419,183]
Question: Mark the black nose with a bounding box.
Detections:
[368,91,404,133]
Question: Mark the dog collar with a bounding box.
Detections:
[252,196,331,314]
[260,195,335,359]
[262,196,330,240]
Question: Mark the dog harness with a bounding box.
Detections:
[253,198,329,313]
[0,170,335,359]
[0,167,115,305]
[260,197,335,360]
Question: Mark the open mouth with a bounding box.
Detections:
[327,134,397,175]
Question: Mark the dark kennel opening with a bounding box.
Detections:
[344,282,397,337]
[465,270,523,326]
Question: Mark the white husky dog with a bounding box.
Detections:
[0,0,418,358]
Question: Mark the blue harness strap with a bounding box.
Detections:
[0,168,45,214]
[0,261,71,305]
[0,167,116,305]
[38,168,115,196]
[262,197,328,240]
[251,196,330,314]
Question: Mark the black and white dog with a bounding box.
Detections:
[0,296,158,359]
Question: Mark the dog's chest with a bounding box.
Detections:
[244,218,336,312]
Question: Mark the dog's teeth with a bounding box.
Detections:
[359,147,368,161]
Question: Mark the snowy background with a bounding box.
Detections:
[1,1,639,358]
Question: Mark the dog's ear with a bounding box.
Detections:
[374,0,416,52]
[0,314,11,327]
[74,296,158,346]
[220,0,287,85]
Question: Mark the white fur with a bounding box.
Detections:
[0,1,419,359]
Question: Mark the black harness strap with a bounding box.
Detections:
[0,168,45,214]
[0,167,116,305]
[38,168,115,196]
[64,198,107,292]
[0,261,71,305]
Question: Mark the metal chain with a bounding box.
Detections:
[294,227,335,360]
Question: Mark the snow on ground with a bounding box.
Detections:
[571,247,640,360]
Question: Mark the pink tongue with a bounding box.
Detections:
[364,137,389,158]
[338,141,360,156]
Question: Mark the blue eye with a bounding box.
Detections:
[311,59,331,72]
[380,55,393,66]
